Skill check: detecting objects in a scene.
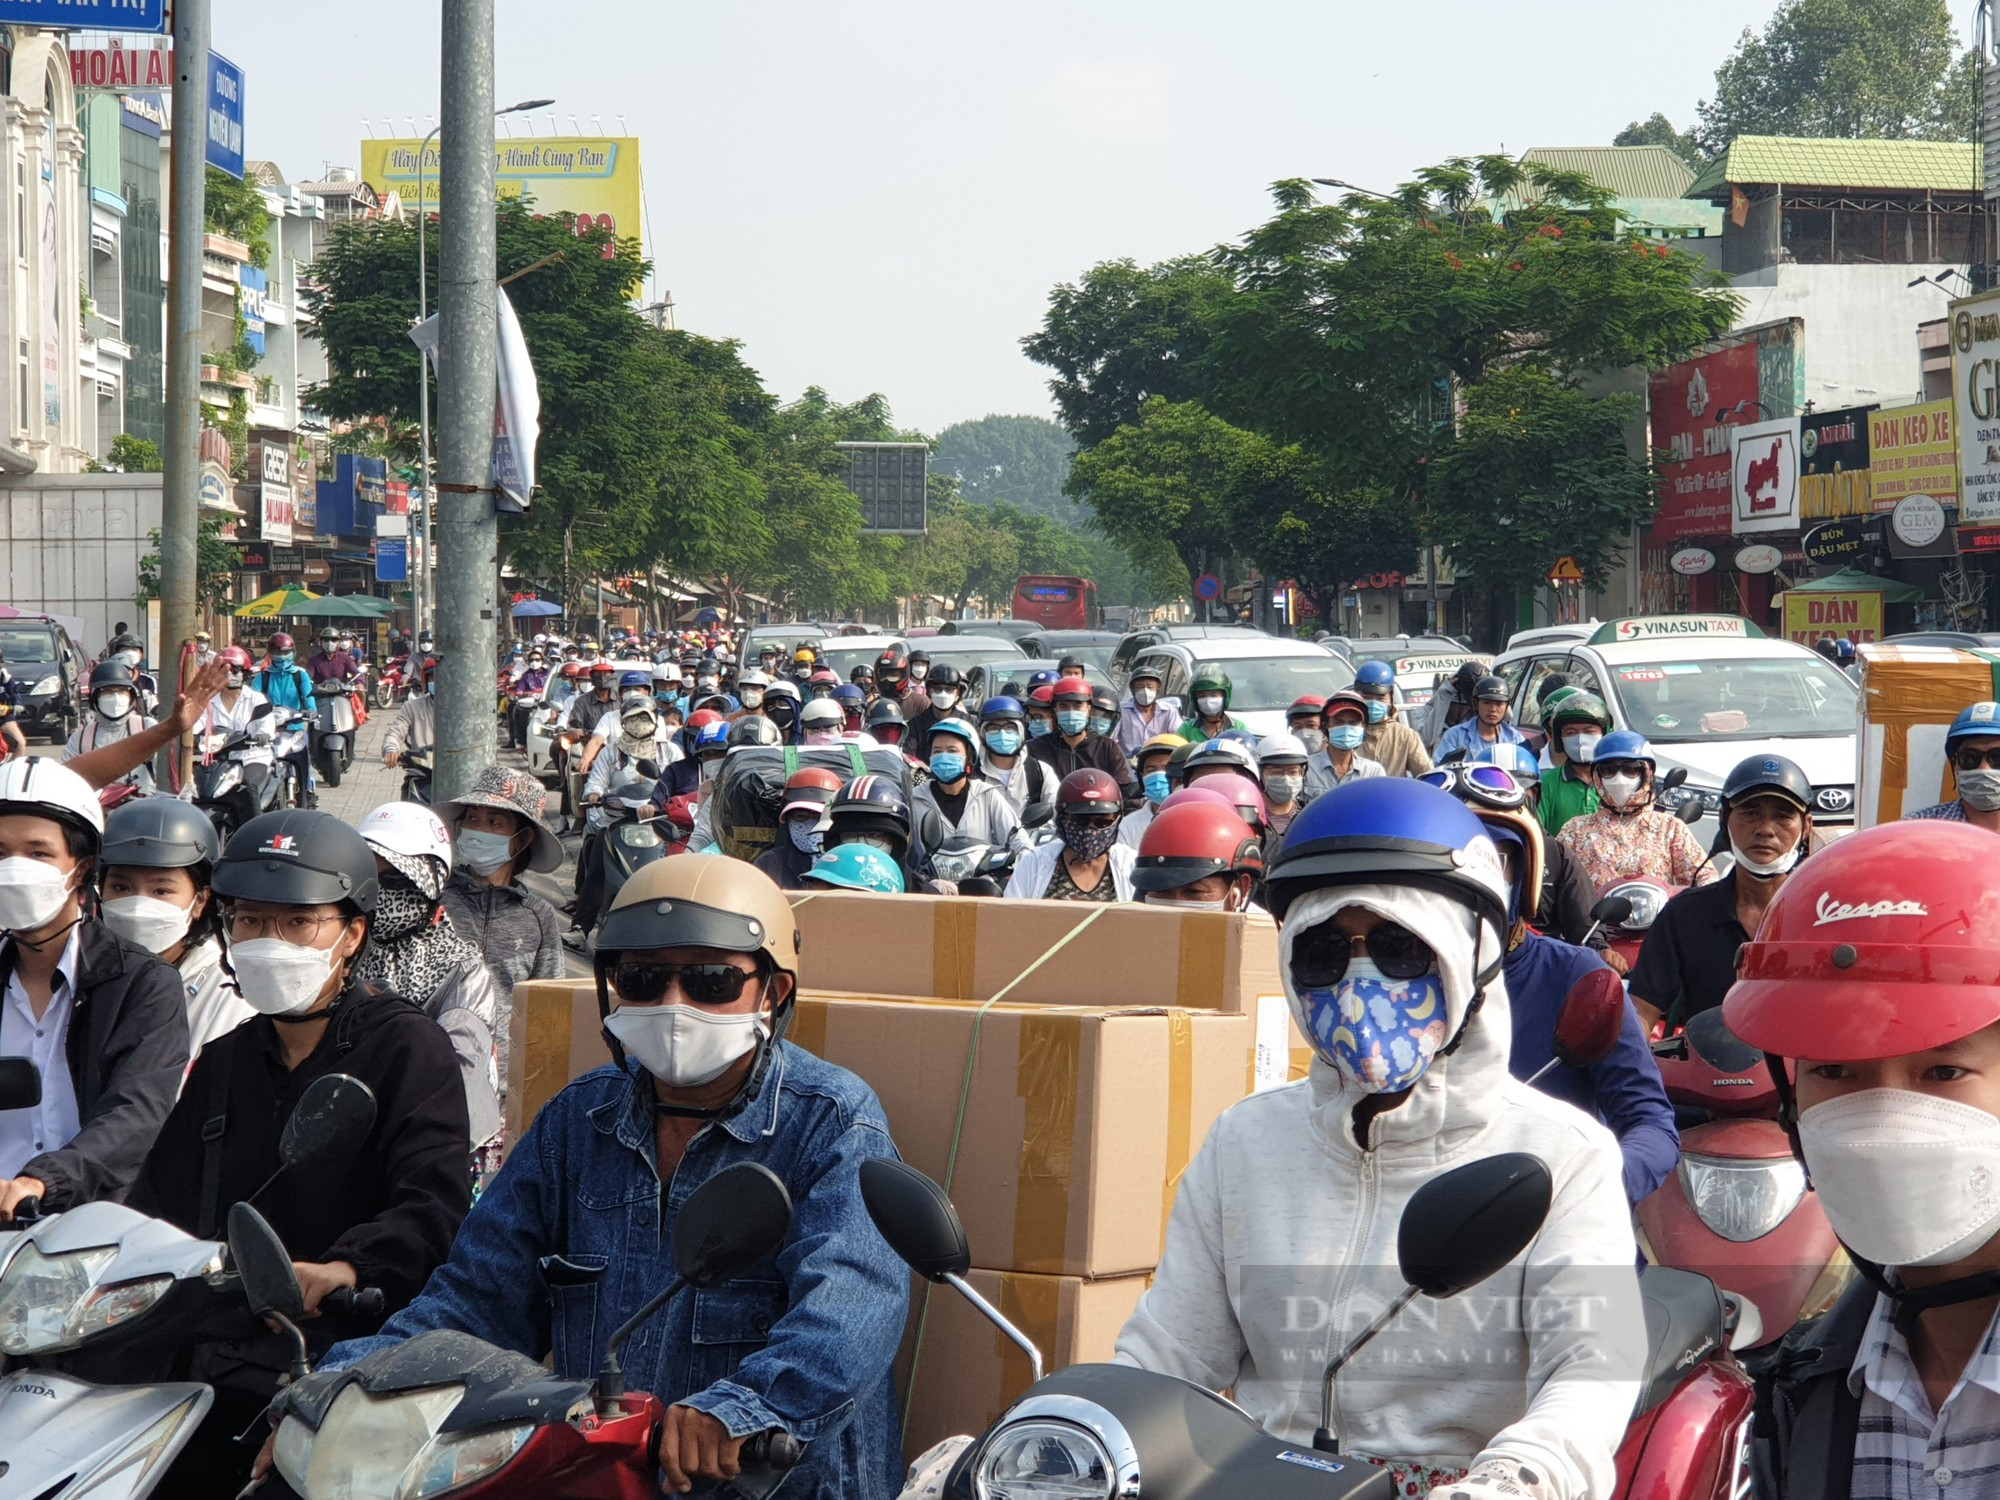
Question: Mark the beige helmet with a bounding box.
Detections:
[594,853,801,977]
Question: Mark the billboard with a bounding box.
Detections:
[1649,341,1759,541]
[0,0,164,29]
[1729,416,1802,535]
[1798,404,1873,520]
[838,442,929,535]
[1783,590,1883,646]
[259,442,293,548]
[1951,292,2000,526]
[1869,400,1958,514]
[359,136,641,244]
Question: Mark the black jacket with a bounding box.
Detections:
[1751,1279,1872,1500]
[4,919,190,1209]
[1028,730,1137,796]
[754,837,817,891]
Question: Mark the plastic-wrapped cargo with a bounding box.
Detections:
[1856,643,2000,825]
[707,742,912,862]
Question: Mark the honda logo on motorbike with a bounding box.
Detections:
[1815,787,1852,813]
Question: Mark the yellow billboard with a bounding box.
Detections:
[359,136,642,243]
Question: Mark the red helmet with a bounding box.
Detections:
[218,645,253,670]
[808,667,842,689]
[1028,684,1057,707]
[1051,678,1094,705]
[1057,767,1122,814]
[1287,695,1326,722]
[875,644,910,675]
[1162,784,1234,814]
[589,659,616,678]
[1324,689,1371,722]
[685,708,725,732]
[781,766,845,819]
[1132,802,1266,893]
[1205,771,1269,831]
[1726,822,2000,1062]
[267,631,295,653]
[560,661,589,679]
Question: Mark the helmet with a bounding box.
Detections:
[926,663,964,690]
[0,757,105,851]
[1051,678,1093,706]
[781,766,845,820]
[849,665,875,684]
[727,715,783,749]
[1546,691,1612,733]
[1466,741,1543,783]
[596,855,800,978]
[219,645,254,671]
[1137,731,1185,769]
[1090,689,1118,718]
[1286,695,1326,723]
[1166,740,1200,781]
[589,660,616,679]
[1189,670,1232,706]
[1185,738,1259,779]
[1161,783,1235,814]
[1720,753,1812,813]
[1057,654,1089,675]
[865,698,906,733]
[907,648,931,666]
[694,719,733,754]
[1027,684,1056,708]
[1946,701,2000,745]
[1834,638,1857,662]
[735,669,771,690]
[1590,730,1656,769]
[764,679,801,706]
[1534,673,1574,708]
[1257,731,1310,769]
[803,844,907,896]
[101,797,223,870]
[89,660,136,693]
[1132,802,1266,893]
[1421,764,1544,926]
[800,698,844,730]
[808,668,842,690]
[1057,767,1122,814]
[268,632,296,654]
[357,801,454,871]
[829,774,913,860]
[1353,660,1395,690]
[317,627,338,643]
[979,695,1026,726]
[831,682,866,708]
[213,810,379,913]
[875,645,910,676]
[1128,662,1165,685]
[1448,660,1485,698]
[1473,675,1510,703]
[1323,689,1370,722]
[1265,777,1509,927]
[1725,822,2000,1062]
[618,670,651,691]
[1206,771,1269,831]
[1027,669,1060,692]
[685,708,725,734]
[928,714,979,753]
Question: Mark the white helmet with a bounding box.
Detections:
[0,757,105,847]
[356,801,453,870]
[736,669,771,689]
[800,698,844,728]
[532,632,549,646]
[1256,731,1310,768]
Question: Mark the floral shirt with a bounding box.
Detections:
[1557,806,1717,892]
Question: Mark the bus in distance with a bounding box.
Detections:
[1012,574,1099,631]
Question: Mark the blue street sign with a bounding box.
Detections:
[0,0,165,31]
[206,51,245,178]
[375,538,408,583]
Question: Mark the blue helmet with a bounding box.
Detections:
[1264,776,1509,927]
[1834,638,1856,661]
[831,682,866,707]
[1947,701,2000,745]
[1590,729,1655,767]
[693,719,732,755]
[1467,741,1542,781]
[618,670,651,691]
[979,695,1026,725]
[803,843,907,895]
[1354,660,1396,689]
[1027,669,1061,691]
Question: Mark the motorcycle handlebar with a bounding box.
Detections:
[8,1194,41,1227]
[320,1285,386,1321]
[739,1430,803,1471]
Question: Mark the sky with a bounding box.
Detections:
[208,0,1837,434]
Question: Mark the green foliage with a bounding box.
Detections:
[204,166,272,268]
[107,434,163,473]
[138,514,238,611]
[1693,0,1976,153]
[933,414,1080,522]
[1613,113,1702,165]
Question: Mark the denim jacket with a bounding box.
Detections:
[324,1042,911,1499]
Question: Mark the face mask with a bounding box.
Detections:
[101,893,195,952]
[604,1003,766,1088]
[787,820,824,856]
[909,665,929,682]
[697,677,718,693]
[1959,767,2000,813]
[1561,730,1602,764]
[930,752,967,784]
[1799,1089,2000,1267]
[804,728,842,746]
[1133,686,1157,708]
[1142,770,1172,806]
[1598,772,1644,809]
[1145,893,1227,913]
[1297,956,1448,1094]
[700,757,724,780]
[1057,813,1120,861]
[231,936,341,1016]
[1028,719,1053,740]
[114,649,141,668]
[225,671,245,689]
[1296,727,1326,755]
[1364,699,1388,724]
[739,688,764,709]
[1263,772,1304,805]
[1056,709,1089,736]
[623,710,658,736]
[1728,836,1800,880]
[275,652,294,666]
[0,857,77,933]
[985,727,1022,756]
[1195,695,1224,719]
[930,689,959,712]
[96,691,133,719]
[1327,723,1365,752]
[456,828,519,877]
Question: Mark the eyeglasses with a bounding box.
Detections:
[1289,922,1435,987]
[1419,764,1531,812]
[224,907,349,946]
[610,961,758,1006]
[1954,747,2000,771]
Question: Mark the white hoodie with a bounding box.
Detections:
[1115,882,1644,1500]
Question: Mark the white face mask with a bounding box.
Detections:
[1133,686,1157,707]
[929,689,958,711]
[96,691,133,720]
[0,857,77,933]
[114,650,141,668]
[604,1003,766,1087]
[739,688,764,708]
[102,893,195,952]
[230,936,342,1016]
[455,828,518,877]
[1143,893,1229,913]
[1799,1089,2000,1266]
[1598,772,1644,809]
[1561,730,1601,764]
[1728,836,1800,880]
[1195,695,1225,719]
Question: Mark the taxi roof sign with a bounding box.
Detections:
[1588,615,1764,645]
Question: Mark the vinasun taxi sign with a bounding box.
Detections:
[1589,616,1763,645]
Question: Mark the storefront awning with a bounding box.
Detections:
[1789,565,1925,604]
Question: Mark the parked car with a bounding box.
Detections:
[740,622,827,666]
[0,615,88,742]
[938,618,1041,642]
[1016,629,1124,679]
[1106,622,1269,689]
[1123,635,1353,737]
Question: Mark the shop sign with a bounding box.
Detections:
[234,541,270,573]
[1952,292,2000,524]
[1669,547,1717,575]
[0,0,165,30]
[302,560,332,585]
[69,44,174,91]
[1734,543,1784,574]
[258,442,293,548]
[1891,493,1947,548]
[1800,404,1875,519]
[197,460,233,515]
[1871,400,1958,516]
[1802,518,1875,562]
[1731,417,1803,535]
[1959,528,2000,554]
[1783,590,1884,645]
[1649,342,1760,542]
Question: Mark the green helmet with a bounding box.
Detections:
[1545,690,1611,733]
[1190,670,1232,707]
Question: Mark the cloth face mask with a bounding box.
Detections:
[604,1004,765,1088]
[1297,956,1449,1094]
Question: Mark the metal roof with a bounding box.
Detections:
[1517,145,1697,201]
[1686,136,1983,199]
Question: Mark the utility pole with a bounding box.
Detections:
[431,0,499,802]
[160,0,210,668]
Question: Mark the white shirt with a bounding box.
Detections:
[1850,1290,2000,1500]
[199,686,275,766]
[0,928,85,1179]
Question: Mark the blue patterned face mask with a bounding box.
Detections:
[1299,957,1448,1094]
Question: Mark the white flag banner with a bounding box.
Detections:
[404,290,540,512]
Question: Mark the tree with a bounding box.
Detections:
[204,166,272,267]
[1225,449,1422,629]
[1693,0,1977,154]
[1613,113,1702,166]
[106,434,163,472]
[138,515,238,614]
[933,414,1080,523]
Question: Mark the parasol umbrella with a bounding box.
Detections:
[511,598,564,619]
[236,587,321,618]
[695,606,723,626]
[235,589,395,620]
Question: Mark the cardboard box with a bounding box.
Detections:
[788,889,1280,1014]
[898,1268,1149,1458]
[1857,644,2000,825]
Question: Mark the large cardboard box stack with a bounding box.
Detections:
[504,890,1294,1458]
[1856,643,2000,825]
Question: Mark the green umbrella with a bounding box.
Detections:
[1789,566,1924,605]
[285,594,396,619]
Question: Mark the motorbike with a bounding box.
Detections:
[399,748,435,805]
[524,698,568,785]
[1636,1006,1850,1356]
[929,832,1016,897]
[312,676,363,788]
[268,1161,804,1500]
[0,1067,380,1499]
[505,685,544,751]
[576,762,669,938]
[1592,875,1680,972]
[192,706,283,839]
[374,653,410,710]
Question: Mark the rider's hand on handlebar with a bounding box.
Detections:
[660,1405,746,1493]
[0,1174,47,1219]
[384,751,400,767]
[292,1258,358,1317]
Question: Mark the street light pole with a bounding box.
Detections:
[161,0,210,664]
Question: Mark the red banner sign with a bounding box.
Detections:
[1649,342,1761,543]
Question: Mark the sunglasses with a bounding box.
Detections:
[1290,922,1435,988]
[1419,764,1531,812]
[610,961,757,1006]
[1954,747,2000,771]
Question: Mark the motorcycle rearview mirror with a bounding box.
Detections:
[1659,766,1688,793]
[1675,798,1704,825]
[1579,892,1632,948]
[1313,1153,1553,1455]
[1527,967,1627,1086]
[595,1162,794,1409]
[860,1158,1044,1382]
[251,702,273,719]
[279,1074,378,1172]
[636,758,661,780]
[0,1057,41,1112]
[1022,802,1055,830]
[228,1201,310,1379]
[1685,1007,1763,1074]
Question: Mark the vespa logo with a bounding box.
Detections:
[1815,787,1853,813]
[1815,892,1929,926]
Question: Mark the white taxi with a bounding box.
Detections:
[1493,615,1860,837]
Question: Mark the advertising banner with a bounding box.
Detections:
[239,265,266,356]
[492,288,539,511]
[1783,590,1883,645]
[359,136,641,243]
[1799,404,1873,519]
[258,443,293,548]
[1869,400,1958,514]
[0,0,164,29]
[1649,342,1760,542]
[1952,292,2000,525]
[1731,416,1802,535]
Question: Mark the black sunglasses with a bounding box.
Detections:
[1954,747,2000,772]
[1290,922,1435,988]
[610,961,758,1007]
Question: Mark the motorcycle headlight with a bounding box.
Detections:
[215,765,242,793]
[277,1381,524,1500]
[0,1243,119,1353]
[399,1424,537,1499]
[1603,880,1668,932]
[975,1420,1115,1500]
[30,674,60,696]
[1678,1152,1808,1242]
[1656,783,1722,817]
[619,823,662,847]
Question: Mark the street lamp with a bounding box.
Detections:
[1311,176,1396,201]
[412,96,554,633]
